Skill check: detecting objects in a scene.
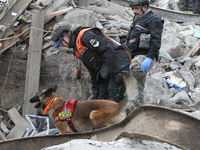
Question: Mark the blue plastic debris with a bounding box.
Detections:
[166,75,186,91]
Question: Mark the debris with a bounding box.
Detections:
[166,75,187,91]
[186,39,200,57]
[0,130,6,141]
[17,15,28,23]
[194,29,200,39]
[44,0,71,24]
[44,6,73,19]
[6,107,33,139]
[0,0,32,39]
[25,115,50,137]
[0,25,6,32]
[0,122,9,134]
[0,23,30,54]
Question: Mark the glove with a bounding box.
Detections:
[114,73,124,85]
[141,57,153,72]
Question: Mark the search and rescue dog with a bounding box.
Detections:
[29,85,127,134]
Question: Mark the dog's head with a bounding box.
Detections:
[29,85,57,109]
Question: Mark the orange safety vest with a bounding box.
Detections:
[74,28,91,59]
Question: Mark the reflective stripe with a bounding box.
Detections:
[130,38,137,43]
[135,24,148,32]
[75,28,91,59]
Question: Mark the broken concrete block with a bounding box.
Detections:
[35,0,54,7]
[75,0,108,7]
[144,75,168,104]
[194,56,200,69]
[177,68,196,92]
[179,29,195,37]
[0,25,6,32]
[95,21,104,30]
[62,8,98,27]
[6,107,33,139]
[160,34,184,58]
[191,91,200,102]
[152,72,169,91]
[184,58,194,70]
[87,5,110,14]
[169,91,192,104]
[169,61,180,70]
[185,35,198,49]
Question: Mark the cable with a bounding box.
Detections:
[0,27,52,42]
[0,44,15,96]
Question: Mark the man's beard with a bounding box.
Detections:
[134,13,140,18]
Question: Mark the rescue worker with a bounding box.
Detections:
[51,22,131,103]
[125,0,163,107]
[193,0,200,14]
[179,0,193,14]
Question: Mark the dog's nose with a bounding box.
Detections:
[29,95,38,103]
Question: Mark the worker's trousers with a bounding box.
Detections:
[129,55,155,107]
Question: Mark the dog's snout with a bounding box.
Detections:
[29,95,39,103]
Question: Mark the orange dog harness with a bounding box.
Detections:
[54,99,77,132]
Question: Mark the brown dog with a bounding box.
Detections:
[29,85,127,134]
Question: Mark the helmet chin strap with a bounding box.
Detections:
[60,36,69,45]
[140,4,144,13]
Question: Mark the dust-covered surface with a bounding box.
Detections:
[0,0,200,148]
[42,138,182,150]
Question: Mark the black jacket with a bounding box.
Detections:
[126,10,163,60]
[69,27,131,78]
[68,27,131,91]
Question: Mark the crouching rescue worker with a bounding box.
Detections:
[125,0,163,107]
[51,22,131,103]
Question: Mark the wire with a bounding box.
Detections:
[0,27,52,42]
[0,44,15,95]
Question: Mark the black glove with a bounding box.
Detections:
[114,73,124,85]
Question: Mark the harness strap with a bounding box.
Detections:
[54,99,77,132]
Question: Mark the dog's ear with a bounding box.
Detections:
[52,85,57,92]
[42,87,54,98]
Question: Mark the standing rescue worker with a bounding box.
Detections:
[125,0,163,107]
[193,0,200,14]
[179,0,193,14]
[51,22,131,103]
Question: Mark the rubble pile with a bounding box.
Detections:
[0,0,200,141]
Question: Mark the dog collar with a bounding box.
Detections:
[43,97,57,115]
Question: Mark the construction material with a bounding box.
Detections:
[6,107,33,139]
[0,105,199,150]
[0,0,32,39]
[23,10,44,116]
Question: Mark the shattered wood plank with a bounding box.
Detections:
[44,0,71,24]
[23,10,44,116]
[195,46,200,55]
[0,0,32,39]
[186,39,200,57]
[44,6,73,19]
[0,23,30,54]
